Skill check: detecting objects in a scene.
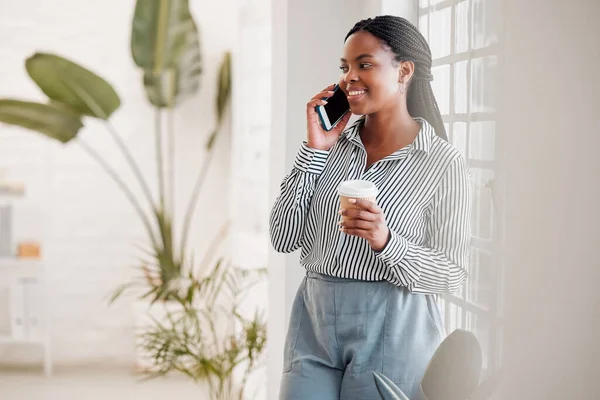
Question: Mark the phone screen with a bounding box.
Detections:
[323,87,350,127]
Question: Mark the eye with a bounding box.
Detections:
[360,63,372,69]
[339,65,349,72]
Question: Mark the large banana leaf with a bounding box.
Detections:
[25,53,121,120]
[142,69,175,108]
[0,99,83,143]
[172,16,201,104]
[131,0,202,107]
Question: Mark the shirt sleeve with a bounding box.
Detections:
[269,142,330,253]
[375,155,472,294]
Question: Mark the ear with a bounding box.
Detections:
[398,61,415,84]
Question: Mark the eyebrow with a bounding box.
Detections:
[340,54,374,62]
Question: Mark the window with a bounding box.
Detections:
[418,0,503,373]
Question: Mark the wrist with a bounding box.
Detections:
[371,228,391,252]
[296,142,330,174]
[306,143,330,151]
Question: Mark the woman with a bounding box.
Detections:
[270,15,471,400]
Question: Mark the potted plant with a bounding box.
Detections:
[0,0,230,302]
[140,260,267,400]
[0,0,266,395]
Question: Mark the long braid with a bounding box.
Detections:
[345,15,448,141]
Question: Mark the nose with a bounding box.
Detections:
[343,68,359,86]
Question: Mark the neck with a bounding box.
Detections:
[360,104,421,151]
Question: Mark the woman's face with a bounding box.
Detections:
[339,31,406,116]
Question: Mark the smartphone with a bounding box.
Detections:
[316,84,350,131]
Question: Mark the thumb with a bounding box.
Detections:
[334,111,352,134]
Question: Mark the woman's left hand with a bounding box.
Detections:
[339,199,391,252]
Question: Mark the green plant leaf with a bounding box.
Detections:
[131,0,202,107]
[25,53,120,119]
[132,0,188,70]
[142,69,175,108]
[203,52,231,150]
[130,260,268,388]
[173,16,202,104]
[0,99,83,143]
[216,52,231,124]
[108,282,138,305]
[205,128,218,151]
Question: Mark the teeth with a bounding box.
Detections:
[349,90,366,96]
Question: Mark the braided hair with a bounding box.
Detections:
[345,15,447,141]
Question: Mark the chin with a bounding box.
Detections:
[349,103,367,115]
[349,104,372,116]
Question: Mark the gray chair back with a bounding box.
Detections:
[373,329,482,400]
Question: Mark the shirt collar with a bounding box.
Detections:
[341,116,434,155]
[411,117,434,154]
[341,117,363,143]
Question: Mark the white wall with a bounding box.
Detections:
[0,0,235,366]
[230,0,272,273]
[496,0,600,398]
[228,0,272,397]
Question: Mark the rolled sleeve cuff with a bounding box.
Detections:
[375,229,409,265]
[293,142,330,174]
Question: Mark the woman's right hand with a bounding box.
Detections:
[306,84,352,151]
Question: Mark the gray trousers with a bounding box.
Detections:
[279,271,444,400]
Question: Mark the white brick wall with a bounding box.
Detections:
[0,0,236,366]
[228,2,272,396]
[230,0,271,270]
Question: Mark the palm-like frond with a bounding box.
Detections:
[137,262,267,399]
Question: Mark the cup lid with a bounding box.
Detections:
[337,180,378,198]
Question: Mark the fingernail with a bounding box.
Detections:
[348,198,357,204]
[338,210,343,215]
[338,221,343,226]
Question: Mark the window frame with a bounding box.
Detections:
[416,0,504,374]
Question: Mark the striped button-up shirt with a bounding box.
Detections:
[269,118,471,294]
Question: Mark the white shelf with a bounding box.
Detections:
[0,258,43,269]
[0,335,46,345]
[0,185,25,198]
[0,259,51,376]
[0,190,51,376]
[0,259,44,281]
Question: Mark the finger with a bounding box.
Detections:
[339,218,376,230]
[306,99,328,119]
[306,99,328,108]
[332,111,352,133]
[313,83,338,100]
[307,104,328,127]
[341,227,370,240]
[307,98,328,109]
[339,207,379,222]
[311,90,335,101]
[349,199,382,214]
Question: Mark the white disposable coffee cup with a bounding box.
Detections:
[337,180,378,220]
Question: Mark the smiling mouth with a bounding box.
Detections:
[347,90,367,101]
